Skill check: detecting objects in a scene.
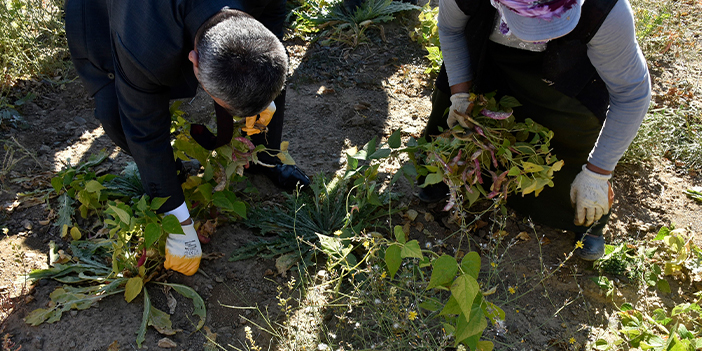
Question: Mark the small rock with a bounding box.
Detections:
[215,276,224,283]
[39,145,51,154]
[23,220,32,230]
[73,116,87,125]
[157,337,177,348]
[406,209,418,221]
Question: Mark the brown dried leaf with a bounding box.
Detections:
[107,341,120,351]
[516,232,531,242]
[157,338,177,348]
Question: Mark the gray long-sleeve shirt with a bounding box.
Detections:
[438,0,652,171]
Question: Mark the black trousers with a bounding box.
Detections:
[66,0,287,212]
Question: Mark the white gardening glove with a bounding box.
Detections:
[570,164,612,227]
[164,222,201,276]
[447,93,475,129]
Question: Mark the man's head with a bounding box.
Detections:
[189,9,287,117]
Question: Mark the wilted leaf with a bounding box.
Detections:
[516,232,531,241]
[275,253,299,277]
[107,341,120,351]
[70,227,81,241]
[125,277,144,303]
[157,283,206,331]
[157,338,177,348]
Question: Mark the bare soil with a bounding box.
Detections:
[1,8,701,351]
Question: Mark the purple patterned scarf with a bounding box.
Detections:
[492,0,578,20]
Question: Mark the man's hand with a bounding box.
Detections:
[164,220,202,276]
[242,101,276,135]
[570,164,613,227]
[446,93,474,129]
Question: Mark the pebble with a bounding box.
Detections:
[73,116,87,125]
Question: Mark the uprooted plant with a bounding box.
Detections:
[410,92,563,212]
[22,103,297,346]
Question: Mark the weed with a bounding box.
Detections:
[0,0,69,95]
[409,3,442,75]
[290,0,420,48]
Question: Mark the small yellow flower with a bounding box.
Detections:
[508,286,516,294]
[363,241,370,249]
[491,262,496,268]
[408,311,418,321]
[575,240,584,249]
[569,337,576,344]
[516,309,520,313]
[380,271,387,279]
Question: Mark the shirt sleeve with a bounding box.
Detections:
[438,0,473,87]
[586,0,652,171]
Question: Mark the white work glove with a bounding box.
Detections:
[164,222,201,276]
[570,164,612,227]
[446,93,474,129]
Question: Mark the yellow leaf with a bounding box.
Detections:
[522,162,544,173]
[280,141,289,151]
[61,224,68,238]
[70,227,81,241]
[139,265,146,278]
[125,277,144,303]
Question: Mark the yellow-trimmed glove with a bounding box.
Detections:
[242,101,276,135]
[164,222,201,276]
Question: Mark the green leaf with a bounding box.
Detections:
[161,215,184,234]
[51,176,63,193]
[419,298,443,312]
[137,288,151,348]
[440,295,461,315]
[144,223,162,248]
[657,279,671,294]
[401,240,423,259]
[507,166,521,176]
[594,339,610,350]
[476,341,494,351]
[394,225,407,244]
[451,274,480,317]
[427,255,458,289]
[385,244,402,280]
[150,197,169,211]
[653,226,670,240]
[482,300,505,325]
[125,277,143,303]
[455,309,487,346]
[85,180,105,192]
[620,303,634,312]
[460,251,481,279]
[157,282,206,331]
[388,130,402,148]
[108,204,131,223]
[422,173,443,187]
[369,148,391,160]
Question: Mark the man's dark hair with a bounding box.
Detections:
[195,9,287,117]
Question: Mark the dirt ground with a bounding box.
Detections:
[1,6,701,351]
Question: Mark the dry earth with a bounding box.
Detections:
[0,5,700,351]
